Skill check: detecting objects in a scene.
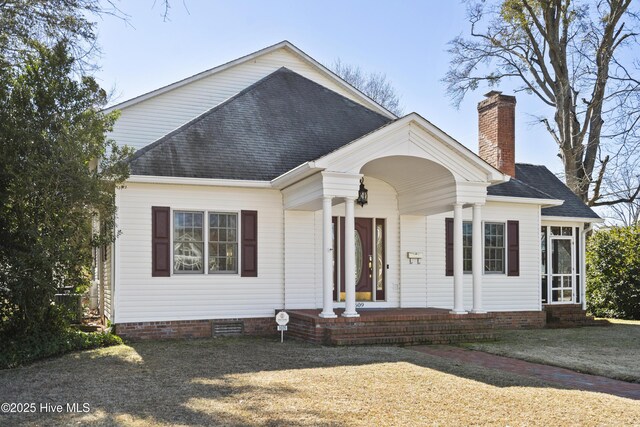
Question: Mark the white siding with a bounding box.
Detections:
[426,202,541,311]
[115,183,284,323]
[284,211,317,309]
[400,216,427,307]
[109,48,373,151]
[102,245,112,320]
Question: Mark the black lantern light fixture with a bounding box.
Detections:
[356,177,368,207]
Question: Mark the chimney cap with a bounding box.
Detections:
[484,90,503,98]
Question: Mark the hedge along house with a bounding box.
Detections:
[98,41,602,343]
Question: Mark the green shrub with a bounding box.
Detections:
[0,329,123,369]
[586,225,640,319]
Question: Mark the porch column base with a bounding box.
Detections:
[341,312,360,318]
[470,309,487,314]
[319,311,337,319]
[449,309,468,315]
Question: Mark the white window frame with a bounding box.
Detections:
[170,209,241,276]
[207,211,240,275]
[482,221,506,275]
[542,225,577,304]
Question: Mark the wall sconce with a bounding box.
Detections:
[356,178,368,207]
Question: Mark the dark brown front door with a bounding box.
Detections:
[339,217,373,301]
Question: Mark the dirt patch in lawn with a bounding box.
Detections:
[465,320,640,383]
[1,337,638,426]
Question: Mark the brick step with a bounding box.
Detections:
[325,324,494,338]
[330,332,496,346]
[546,318,608,328]
[320,319,495,328]
[547,313,596,321]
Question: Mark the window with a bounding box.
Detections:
[209,213,238,273]
[463,221,472,273]
[484,222,505,273]
[173,211,204,273]
[446,218,518,276]
[172,211,240,274]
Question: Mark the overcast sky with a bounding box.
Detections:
[94,0,561,173]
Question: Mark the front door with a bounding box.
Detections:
[354,218,373,300]
[337,217,375,301]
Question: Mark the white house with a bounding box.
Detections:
[97,41,601,341]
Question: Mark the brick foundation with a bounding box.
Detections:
[115,317,276,341]
[492,311,546,330]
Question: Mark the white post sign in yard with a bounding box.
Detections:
[276,311,289,343]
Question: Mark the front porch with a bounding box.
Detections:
[287,308,546,346]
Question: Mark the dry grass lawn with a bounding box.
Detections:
[1,337,639,426]
[465,319,640,383]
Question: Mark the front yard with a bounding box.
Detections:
[1,336,639,426]
[465,319,640,382]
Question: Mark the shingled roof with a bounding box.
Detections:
[129,67,392,180]
[487,175,555,200]
[511,164,600,219]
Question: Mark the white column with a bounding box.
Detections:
[319,196,336,318]
[342,196,359,317]
[451,203,466,314]
[471,203,485,313]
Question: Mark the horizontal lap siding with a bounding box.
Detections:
[426,202,540,311]
[400,216,427,307]
[115,183,284,323]
[109,49,371,151]
[284,211,317,308]
[103,246,112,320]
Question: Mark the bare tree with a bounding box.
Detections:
[605,161,640,225]
[332,59,403,116]
[444,0,640,207]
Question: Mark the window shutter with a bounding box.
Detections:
[152,207,170,277]
[507,220,520,276]
[445,218,453,276]
[241,210,258,277]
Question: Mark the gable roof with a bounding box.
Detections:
[499,164,600,219]
[129,68,392,180]
[104,40,396,119]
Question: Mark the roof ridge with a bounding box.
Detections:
[129,67,292,162]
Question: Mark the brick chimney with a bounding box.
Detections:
[477,91,516,177]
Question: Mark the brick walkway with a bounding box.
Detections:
[412,345,640,400]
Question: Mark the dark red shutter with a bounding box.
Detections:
[241,210,258,277]
[507,220,520,276]
[152,207,170,277]
[445,218,453,276]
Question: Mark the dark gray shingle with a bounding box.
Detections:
[488,164,599,219]
[130,67,392,180]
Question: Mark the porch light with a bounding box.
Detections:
[357,178,368,207]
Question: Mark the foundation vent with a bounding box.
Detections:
[212,321,244,336]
